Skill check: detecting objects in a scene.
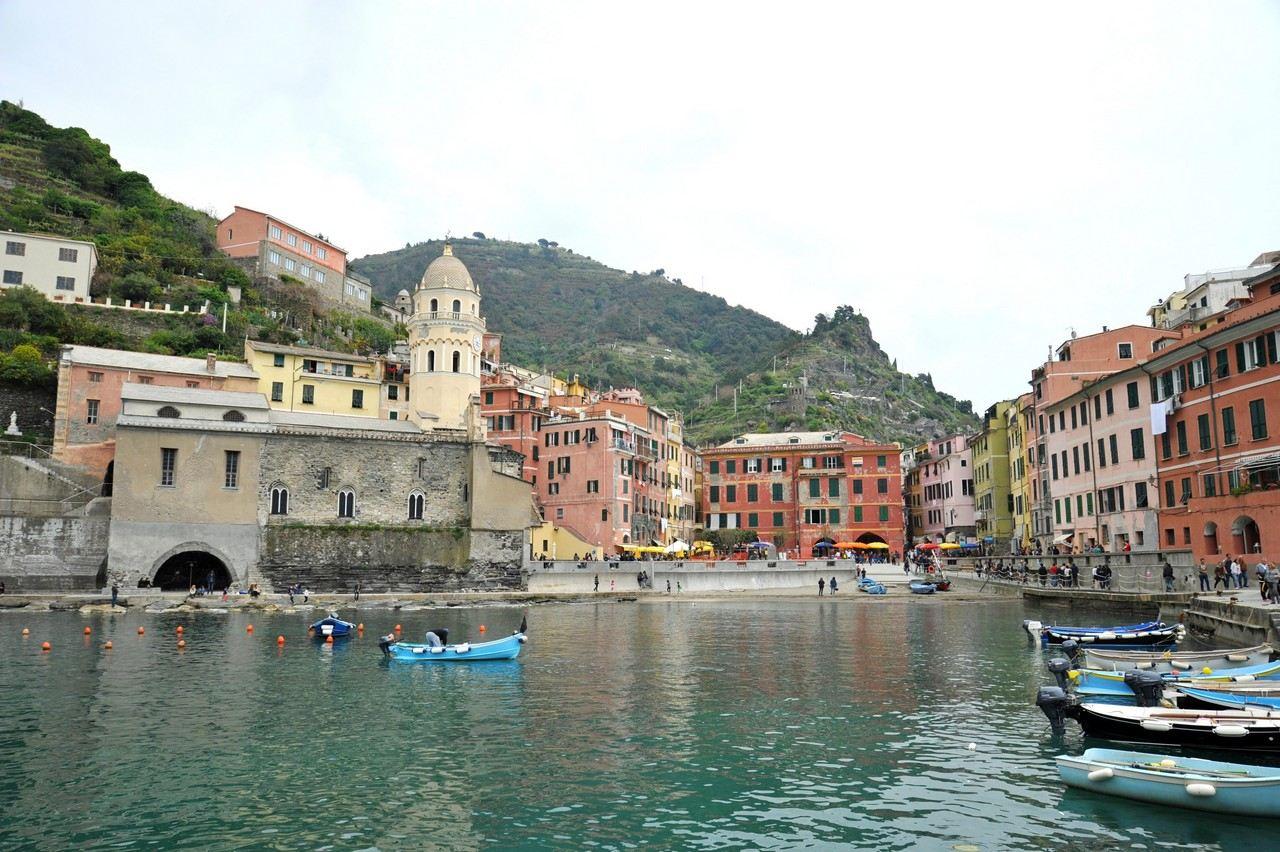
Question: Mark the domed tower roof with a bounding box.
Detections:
[417,243,476,292]
[396,288,410,298]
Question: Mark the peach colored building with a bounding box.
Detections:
[215,206,361,307]
[52,345,259,482]
[916,432,975,543]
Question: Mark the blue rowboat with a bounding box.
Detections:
[909,581,935,595]
[858,582,887,595]
[1025,619,1182,648]
[1056,747,1280,817]
[1072,660,1280,697]
[386,632,526,662]
[1178,686,1280,711]
[310,614,356,639]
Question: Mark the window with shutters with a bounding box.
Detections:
[1250,399,1268,440]
[1126,382,1140,409]
[1197,413,1211,451]
[1222,406,1237,445]
[772,483,784,502]
[1130,428,1146,461]
[808,479,820,498]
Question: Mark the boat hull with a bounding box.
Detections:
[1075,704,1280,752]
[387,633,525,662]
[311,617,356,638]
[909,583,935,595]
[1177,687,1280,711]
[1084,644,1273,673]
[1073,661,1280,697]
[1045,627,1181,649]
[1056,747,1280,817]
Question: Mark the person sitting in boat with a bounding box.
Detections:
[424,628,449,648]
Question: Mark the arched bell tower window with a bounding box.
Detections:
[427,350,435,372]
[452,350,461,373]
[452,299,461,313]
[430,298,438,313]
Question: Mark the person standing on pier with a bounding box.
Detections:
[111,583,119,608]
[830,576,838,594]
[1214,560,1228,590]
[818,577,825,596]
[1162,559,1175,592]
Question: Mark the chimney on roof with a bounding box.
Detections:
[206,353,217,374]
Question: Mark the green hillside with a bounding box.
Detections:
[353,242,977,444]
[0,101,398,362]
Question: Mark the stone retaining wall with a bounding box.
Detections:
[0,515,107,591]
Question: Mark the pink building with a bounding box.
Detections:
[215,206,349,302]
[916,432,975,542]
[535,412,647,554]
[52,345,260,480]
[1041,364,1160,551]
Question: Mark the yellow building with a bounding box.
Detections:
[1006,393,1035,551]
[245,340,382,418]
[970,400,1014,550]
[531,520,600,560]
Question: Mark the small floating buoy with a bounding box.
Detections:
[357,623,364,632]
[137,626,145,635]
[176,625,183,635]
[277,635,285,645]
[84,626,92,635]
[966,742,976,751]
[394,624,402,632]
[1202,667,1213,675]
[41,641,51,652]
[104,641,113,650]
[246,625,254,634]
[479,625,487,633]
[177,639,186,649]
[325,635,334,644]
[21,628,29,636]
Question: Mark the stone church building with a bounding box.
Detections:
[106,248,536,591]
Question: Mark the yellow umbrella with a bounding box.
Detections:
[865,542,890,549]
[939,542,961,550]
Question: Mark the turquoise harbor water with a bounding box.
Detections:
[0,598,1272,850]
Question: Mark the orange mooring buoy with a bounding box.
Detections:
[479,624,487,633]
[325,635,334,644]
[246,624,254,634]
[277,635,285,645]
[357,623,364,632]
[41,641,51,652]
[177,639,186,649]
[176,625,184,635]
[137,626,145,635]
[104,641,113,650]
[394,624,402,632]
[84,626,92,635]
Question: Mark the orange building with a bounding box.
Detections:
[701,431,904,556]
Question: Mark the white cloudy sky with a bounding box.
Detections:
[3,1,1279,409]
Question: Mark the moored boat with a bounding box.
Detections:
[909,581,936,595]
[1056,747,1280,817]
[1176,686,1280,711]
[1071,703,1280,751]
[1070,660,1280,697]
[310,614,356,639]
[1083,644,1273,673]
[1025,619,1183,649]
[384,631,526,662]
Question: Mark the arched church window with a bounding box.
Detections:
[408,490,425,520]
[338,487,355,518]
[270,484,289,516]
[428,350,435,372]
[430,298,438,313]
[452,350,461,373]
[452,299,461,313]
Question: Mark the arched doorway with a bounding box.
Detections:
[856,532,887,545]
[1232,516,1262,555]
[153,551,231,591]
[1203,521,1219,555]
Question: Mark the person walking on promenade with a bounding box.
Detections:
[111,582,119,608]
[666,579,671,594]
[593,574,599,592]
[830,576,838,594]
[1199,559,1211,592]
[818,577,825,596]
[1162,559,1175,592]
[1214,559,1228,590]
[1266,562,1280,604]
[354,580,361,602]
[610,579,615,592]
[1229,557,1243,589]
[1257,560,1269,597]
[1038,562,1048,586]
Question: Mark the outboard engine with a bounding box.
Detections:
[1036,686,1074,735]
[1046,656,1073,690]
[1124,669,1165,707]
[1022,620,1043,641]
[1060,639,1081,667]
[378,633,397,655]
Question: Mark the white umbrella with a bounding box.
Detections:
[665,539,690,554]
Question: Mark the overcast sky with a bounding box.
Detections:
[3,2,1279,410]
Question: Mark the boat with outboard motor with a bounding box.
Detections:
[1082,644,1273,673]
[1055,747,1280,817]
[1024,619,1183,649]
[1064,660,1280,697]
[384,631,526,662]
[310,613,356,639]
[909,581,936,595]
[1067,704,1280,751]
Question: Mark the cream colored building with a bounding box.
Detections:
[2,231,97,303]
[408,244,486,432]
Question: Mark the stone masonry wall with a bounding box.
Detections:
[0,381,56,440]
[259,432,469,527]
[258,526,523,592]
[0,515,108,591]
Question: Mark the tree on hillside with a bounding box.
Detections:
[472,231,486,239]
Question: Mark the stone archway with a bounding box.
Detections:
[1232,515,1262,555]
[855,532,887,545]
[150,542,236,591]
